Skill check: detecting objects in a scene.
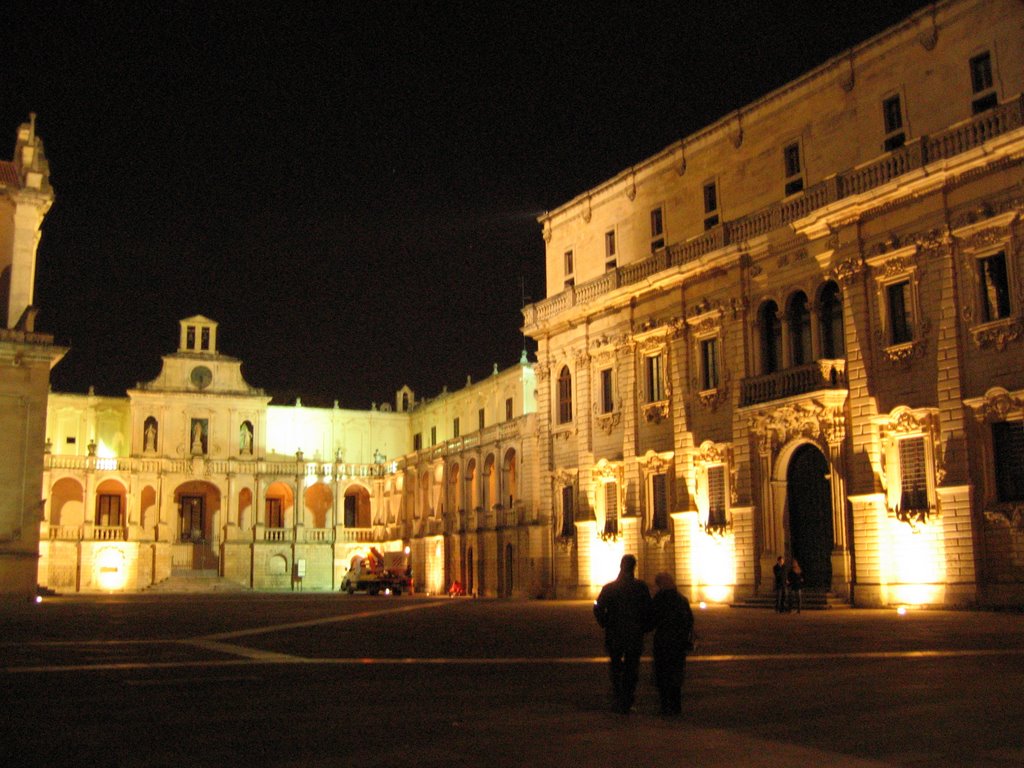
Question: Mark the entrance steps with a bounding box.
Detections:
[731,591,851,610]
[146,569,250,594]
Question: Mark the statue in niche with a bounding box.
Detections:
[240,421,253,455]
[144,417,158,453]
[373,448,385,465]
[190,418,208,455]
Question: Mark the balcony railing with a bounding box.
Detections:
[740,359,847,407]
[524,97,1024,328]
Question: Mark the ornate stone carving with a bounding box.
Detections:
[542,220,552,243]
[839,54,855,92]
[965,386,1024,423]
[832,257,864,287]
[642,401,669,424]
[594,411,621,435]
[970,317,1024,350]
[749,403,826,454]
[697,386,727,412]
[582,196,592,224]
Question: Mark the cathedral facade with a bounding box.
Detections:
[523,0,1024,607]
[25,0,1024,606]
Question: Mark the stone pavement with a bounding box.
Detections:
[2,595,1022,767]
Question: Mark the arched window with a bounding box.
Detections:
[759,300,782,374]
[787,291,812,366]
[557,366,573,424]
[819,281,845,358]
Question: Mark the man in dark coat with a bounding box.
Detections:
[593,554,652,714]
[773,556,787,612]
[647,572,695,715]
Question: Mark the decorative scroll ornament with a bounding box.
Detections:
[750,403,826,454]
[595,411,621,435]
[642,401,669,424]
[965,387,1024,423]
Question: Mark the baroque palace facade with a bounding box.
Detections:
[522,0,1024,607]
[16,0,1024,606]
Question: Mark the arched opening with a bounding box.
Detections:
[264,481,293,529]
[237,487,253,530]
[95,479,127,527]
[819,281,845,359]
[466,459,478,510]
[503,449,517,507]
[304,482,333,529]
[786,444,833,590]
[174,480,222,571]
[483,454,497,509]
[787,291,812,366]
[449,463,462,513]
[140,485,158,535]
[343,484,371,528]
[759,300,782,374]
[50,477,84,529]
[557,365,573,424]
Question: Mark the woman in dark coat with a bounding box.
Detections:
[647,572,695,715]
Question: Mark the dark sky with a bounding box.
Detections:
[2,1,927,408]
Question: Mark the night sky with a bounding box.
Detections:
[2,1,927,408]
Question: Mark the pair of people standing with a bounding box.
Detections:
[773,556,804,613]
[593,554,694,715]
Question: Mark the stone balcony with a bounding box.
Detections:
[740,360,847,408]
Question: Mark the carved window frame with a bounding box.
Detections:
[873,406,942,528]
[591,346,622,435]
[693,440,733,536]
[638,450,674,536]
[634,328,671,424]
[593,459,624,540]
[554,469,579,541]
[955,214,1023,351]
[867,244,926,364]
[964,386,1024,521]
[687,307,726,410]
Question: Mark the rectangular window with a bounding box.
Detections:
[979,251,1011,322]
[646,354,664,402]
[505,397,514,421]
[200,327,210,351]
[898,437,929,514]
[703,181,719,230]
[887,280,914,345]
[96,494,122,527]
[560,485,575,538]
[605,230,616,259]
[707,465,727,529]
[783,142,804,196]
[453,417,460,438]
[430,426,437,446]
[478,408,485,431]
[650,207,665,251]
[186,326,196,349]
[970,51,997,113]
[603,482,618,537]
[600,368,614,414]
[413,433,422,451]
[266,498,283,529]
[882,94,905,151]
[66,436,76,445]
[651,473,668,530]
[701,338,719,390]
[564,249,574,276]
[993,421,1024,502]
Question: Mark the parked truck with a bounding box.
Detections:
[341,548,411,595]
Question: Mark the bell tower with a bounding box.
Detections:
[178,315,218,355]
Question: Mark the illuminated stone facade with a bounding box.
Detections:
[523,0,1024,607]
[0,116,65,599]
[39,316,541,595]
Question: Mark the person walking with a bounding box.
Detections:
[647,572,695,716]
[788,558,804,613]
[773,556,787,612]
[593,554,652,714]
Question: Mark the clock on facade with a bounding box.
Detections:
[190,365,213,390]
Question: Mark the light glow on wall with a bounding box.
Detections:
[691,516,736,604]
[588,534,624,587]
[881,510,946,606]
[94,546,128,591]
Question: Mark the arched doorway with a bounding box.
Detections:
[786,444,833,590]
